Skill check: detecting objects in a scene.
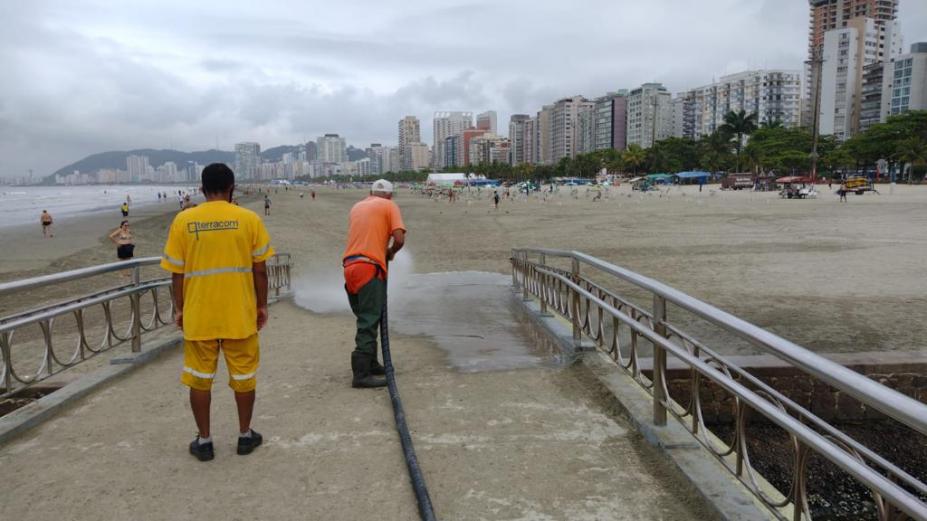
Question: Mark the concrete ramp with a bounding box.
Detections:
[0,293,715,520]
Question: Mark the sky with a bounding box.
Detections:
[1,0,926,178]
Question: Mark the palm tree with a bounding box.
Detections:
[621,144,646,175]
[719,110,758,172]
[895,136,927,182]
[760,118,783,129]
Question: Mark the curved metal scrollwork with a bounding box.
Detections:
[1,254,292,399]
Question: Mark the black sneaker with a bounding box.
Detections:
[189,438,214,462]
[237,429,263,455]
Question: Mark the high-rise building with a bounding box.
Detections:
[444,135,461,168]
[881,42,927,119]
[537,105,553,164]
[590,91,629,151]
[550,96,594,162]
[458,129,488,167]
[672,95,691,139]
[626,83,673,149]
[408,142,430,171]
[305,141,319,161]
[806,0,899,125]
[433,111,473,168]
[576,108,595,155]
[398,116,421,171]
[126,155,150,183]
[476,111,497,133]
[523,117,538,165]
[234,143,261,179]
[317,134,347,163]
[859,62,886,132]
[508,114,532,165]
[676,70,803,139]
[366,143,388,176]
[387,146,402,174]
[468,134,511,165]
[819,17,902,139]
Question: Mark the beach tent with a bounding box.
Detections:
[775,176,812,184]
[426,172,490,187]
[426,173,469,187]
[675,171,710,185]
[645,173,674,185]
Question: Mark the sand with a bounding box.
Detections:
[4,182,926,355]
[276,183,927,357]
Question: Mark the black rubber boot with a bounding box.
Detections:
[370,356,386,376]
[352,352,387,388]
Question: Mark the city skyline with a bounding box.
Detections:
[2,0,927,179]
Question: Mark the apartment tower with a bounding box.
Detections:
[398,116,421,171]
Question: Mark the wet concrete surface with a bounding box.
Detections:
[389,271,565,372]
[295,268,567,372]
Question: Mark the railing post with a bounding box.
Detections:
[511,250,518,287]
[652,295,668,426]
[571,257,581,347]
[520,253,530,301]
[539,253,549,315]
[0,331,12,394]
[130,266,142,353]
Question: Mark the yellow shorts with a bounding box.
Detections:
[181,335,260,392]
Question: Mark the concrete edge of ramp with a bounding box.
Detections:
[0,335,182,447]
[517,295,777,521]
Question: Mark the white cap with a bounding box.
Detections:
[371,179,394,193]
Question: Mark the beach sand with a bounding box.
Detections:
[3,182,926,355]
[271,183,927,356]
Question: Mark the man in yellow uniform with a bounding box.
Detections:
[161,163,274,462]
[342,179,405,388]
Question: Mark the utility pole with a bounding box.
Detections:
[651,94,659,149]
[807,47,824,185]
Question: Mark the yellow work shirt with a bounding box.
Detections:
[160,201,275,340]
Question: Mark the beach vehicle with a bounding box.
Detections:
[842,176,875,195]
[631,177,654,191]
[721,173,754,190]
[776,176,817,199]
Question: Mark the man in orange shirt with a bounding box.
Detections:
[342,179,406,388]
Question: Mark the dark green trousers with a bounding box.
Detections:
[347,277,385,356]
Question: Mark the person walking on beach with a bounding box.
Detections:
[264,195,271,216]
[109,220,135,260]
[493,190,500,210]
[161,163,274,462]
[40,210,54,238]
[342,179,406,388]
[121,201,130,218]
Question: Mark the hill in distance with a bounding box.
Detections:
[47,144,325,183]
[48,148,234,182]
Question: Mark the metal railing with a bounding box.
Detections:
[0,254,292,399]
[512,248,927,521]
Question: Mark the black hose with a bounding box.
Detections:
[380,279,438,521]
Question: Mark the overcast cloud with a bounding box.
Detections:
[1,0,926,177]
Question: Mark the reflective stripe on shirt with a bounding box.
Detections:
[252,243,270,257]
[162,254,185,266]
[183,266,252,279]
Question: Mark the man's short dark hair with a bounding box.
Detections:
[202,163,235,195]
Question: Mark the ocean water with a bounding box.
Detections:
[0,185,197,229]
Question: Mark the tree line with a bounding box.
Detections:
[310,110,927,184]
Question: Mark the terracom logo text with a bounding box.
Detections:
[187,220,239,239]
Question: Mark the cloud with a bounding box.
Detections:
[0,0,925,177]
